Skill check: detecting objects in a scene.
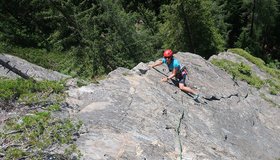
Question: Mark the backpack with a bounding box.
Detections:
[180,66,188,75]
[176,65,188,78]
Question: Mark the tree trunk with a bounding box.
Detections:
[250,0,256,37]
[0,58,35,81]
[180,2,195,53]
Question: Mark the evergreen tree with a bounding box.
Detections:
[235,0,279,60]
[0,0,159,78]
[49,0,158,77]
[271,1,280,60]
[222,0,247,48]
[211,0,229,45]
[1,0,279,78]
[0,0,54,48]
[120,0,170,16]
[159,0,225,58]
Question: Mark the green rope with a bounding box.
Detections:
[176,111,184,160]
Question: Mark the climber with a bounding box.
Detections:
[149,49,199,100]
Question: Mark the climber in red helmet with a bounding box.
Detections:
[149,49,199,100]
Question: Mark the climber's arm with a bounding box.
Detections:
[149,60,163,68]
[161,68,177,82]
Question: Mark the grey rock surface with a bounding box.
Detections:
[209,52,270,80]
[0,54,70,81]
[210,51,280,106]
[67,52,280,160]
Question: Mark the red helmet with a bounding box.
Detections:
[163,49,173,58]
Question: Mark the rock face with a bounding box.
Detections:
[0,54,70,81]
[67,52,280,160]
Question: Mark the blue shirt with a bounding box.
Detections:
[162,57,181,72]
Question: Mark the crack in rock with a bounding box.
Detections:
[203,93,239,101]
[176,111,185,160]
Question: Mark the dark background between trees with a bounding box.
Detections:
[0,0,279,78]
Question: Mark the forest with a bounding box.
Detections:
[1,0,280,79]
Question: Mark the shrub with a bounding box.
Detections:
[0,78,83,159]
[0,79,65,103]
[238,63,251,76]
[0,44,86,79]
[1,111,82,159]
[228,48,280,79]
[211,59,264,89]
[227,48,280,94]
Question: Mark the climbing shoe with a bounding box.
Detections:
[193,94,200,100]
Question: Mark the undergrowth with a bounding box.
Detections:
[213,48,280,95]
[0,111,82,159]
[228,48,280,80]
[0,44,92,80]
[260,93,280,108]
[0,78,83,159]
[211,59,264,89]
[0,78,65,104]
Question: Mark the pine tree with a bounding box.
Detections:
[221,0,246,48]
[0,0,54,48]
[235,0,279,60]
[159,0,225,58]
[48,0,158,77]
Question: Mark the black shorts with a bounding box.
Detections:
[177,74,188,86]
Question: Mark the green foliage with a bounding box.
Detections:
[0,78,83,159]
[159,0,225,58]
[1,111,82,159]
[234,0,279,60]
[0,44,80,77]
[228,48,280,79]
[43,0,160,78]
[0,79,65,102]
[265,78,280,95]
[267,59,280,69]
[260,93,280,108]
[223,48,280,94]
[228,48,265,67]
[4,148,26,159]
[85,0,158,75]
[0,0,161,79]
[238,63,251,76]
[222,0,246,47]
[47,104,61,111]
[1,0,280,78]
[211,59,264,89]
[0,0,54,48]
